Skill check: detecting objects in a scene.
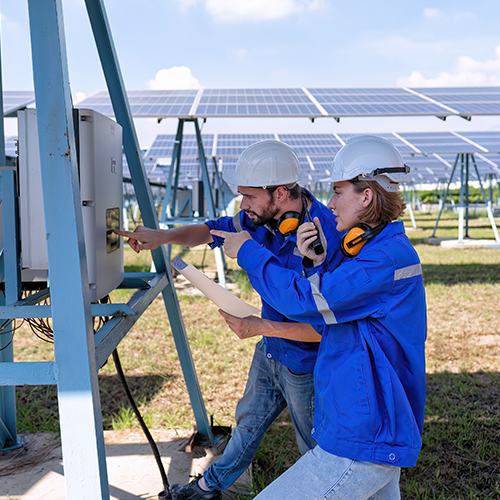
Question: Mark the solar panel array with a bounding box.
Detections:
[145,131,500,186]
[75,86,500,119]
[4,127,499,186]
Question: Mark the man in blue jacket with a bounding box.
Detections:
[115,140,344,500]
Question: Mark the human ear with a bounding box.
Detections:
[274,186,288,202]
[362,188,373,207]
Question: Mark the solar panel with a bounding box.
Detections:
[215,133,276,156]
[307,88,451,117]
[397,132,485,154]
[3,91,35,116]
[413,87,500,116]
[454,131,500,153]
[403,154,455,184]
[337,133,417,154]
[145,134,215,158]
[193,88,321,117]
[77,90,198,117]
[277,134,343,156]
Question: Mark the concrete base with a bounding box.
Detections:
[423,237,500,248]
[0,430,252,500]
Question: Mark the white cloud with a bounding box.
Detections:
[173,0,197,13]
[423,8,441,19]
[146,67,202,90]
[73,92,87,104]
[422,7,475,22]
[204,0,324,22]
[397,45,500,87]
[172,0,325,21]
[225,48,248,58]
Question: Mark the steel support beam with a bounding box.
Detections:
[27,0,110,497]
[431,153,500,242]
[0,169,21,450]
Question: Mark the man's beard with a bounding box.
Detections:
[246,203,280,227]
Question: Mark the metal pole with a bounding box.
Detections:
[475,166,500,243]
[160,119,184,224]
[465,154,470,238]
[0,170,20,450]
[432,154,460,238]
[402,184,417,229]
[194,120,226,287]
[27,0,110,497]
[0,25,20,451]
[458,154,465,242]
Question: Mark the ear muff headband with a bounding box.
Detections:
[340,222,387,257]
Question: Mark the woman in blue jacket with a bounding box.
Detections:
[212,135,427,500]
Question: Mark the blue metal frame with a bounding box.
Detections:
[431,153,500,242]
[1,1,217,494]
[27,0,110,497]
[83,0,213,442]
[0,169,21,450]
[0,27,19,451]
[158,118,228,286]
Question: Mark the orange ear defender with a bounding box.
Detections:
[277,211,302,235]
[277,196,325,254]
[340,223,387,258]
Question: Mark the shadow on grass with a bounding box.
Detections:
[246,372,500,500]
[422,263,500,285]
[402,371,500,500]
[16,372,176,433]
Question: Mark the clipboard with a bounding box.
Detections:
[172,256,260,318]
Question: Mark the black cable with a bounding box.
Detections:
[0,333,14,351]
[112,349,171,499]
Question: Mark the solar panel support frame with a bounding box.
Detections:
[159,118,228,287]
[431,153,500,242]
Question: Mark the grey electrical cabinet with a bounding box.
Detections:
[17,108,124,302]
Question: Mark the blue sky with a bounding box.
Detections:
[2,0,500,147]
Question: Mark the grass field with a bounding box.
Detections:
[12,210,500,499]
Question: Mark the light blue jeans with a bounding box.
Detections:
[253,445,401,500]
[203,339,316,491]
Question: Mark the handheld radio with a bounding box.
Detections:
[302,197,325,255]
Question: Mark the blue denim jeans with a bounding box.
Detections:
[253,445,401,500]
[203,339,316,491]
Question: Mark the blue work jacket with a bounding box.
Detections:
[237,221,427,467]
[206,192,344,373]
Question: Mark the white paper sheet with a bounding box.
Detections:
[172,257,260,318]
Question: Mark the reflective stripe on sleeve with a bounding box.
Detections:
[232,212,244,232]
[394,263,422,281]
[307,273,337,325]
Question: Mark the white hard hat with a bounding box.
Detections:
[325,135,410,192]
[223,140,302,187]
